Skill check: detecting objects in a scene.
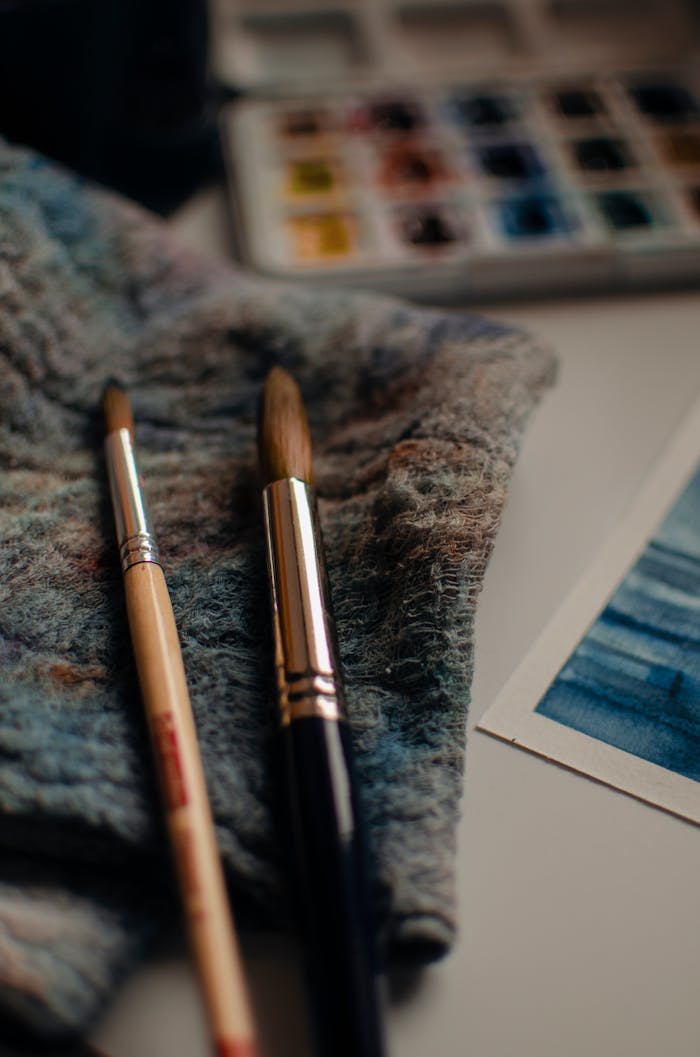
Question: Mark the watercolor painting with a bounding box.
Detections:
[536,463,700,783]
[478,394,700,824]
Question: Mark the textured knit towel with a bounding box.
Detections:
[0,139,556,1041]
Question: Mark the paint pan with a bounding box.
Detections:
[285,157,344,197]
[546,0,692,62]
[395,2,521,68]
[595,189,657,232]
[287,212,358,261]
[629,80,700,123]
[449,90,521,130]
[238,11,364,81]
[350,97,426,135]
[378,143,451,192]
[394,204,462,249]
[496,192,578,239]
[477,142,546,182]
[659,130,700,168]
[551,87,606,120]
[278,107,334,140]
[571,135,637,176]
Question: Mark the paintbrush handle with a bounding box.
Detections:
[282,715,385,1057]
[124,561,257,1057]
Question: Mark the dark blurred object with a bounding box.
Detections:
[0,1043,108,1057]
[0,0,220,213]
[0,1020,109,1057]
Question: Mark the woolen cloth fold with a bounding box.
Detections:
[0,139,556,1039]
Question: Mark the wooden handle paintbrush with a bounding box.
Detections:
[103,384,258,1057]
[258,366,385,1057]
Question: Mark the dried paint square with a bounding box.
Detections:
[378,144,451,191]
[286,158,343,196]
[496,193,576,239]
[477,142,546,182]
[278,107,334,138]
[349,98,426,135]
[660,130,700,168]
[629,80,699,123]
[596,190,655,231]
[394,204,463,249]
[287,213,357,260]
[572,136,636,174]
[552,87,606,120]
[449,90,520,129]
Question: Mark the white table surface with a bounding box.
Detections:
[92,189,700,1057]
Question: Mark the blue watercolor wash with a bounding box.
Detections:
[536,462,700,784]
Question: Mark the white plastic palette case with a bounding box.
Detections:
[213,0,700,300]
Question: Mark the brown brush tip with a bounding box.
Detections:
[102,383,134,439]
[258,367,314,486]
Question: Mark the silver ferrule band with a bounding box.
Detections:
[104,429,161,573]
[263,478,345,726]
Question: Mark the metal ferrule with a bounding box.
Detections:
[263,477,346,726]
[104,428,161,573]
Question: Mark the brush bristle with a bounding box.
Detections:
[102,384,134,438]
[258,367,314,485]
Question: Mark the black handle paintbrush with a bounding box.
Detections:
[258,366,385,1057]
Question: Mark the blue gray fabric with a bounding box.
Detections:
[0,139,556,1040]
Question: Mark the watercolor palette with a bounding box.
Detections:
[216,0,700,299]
